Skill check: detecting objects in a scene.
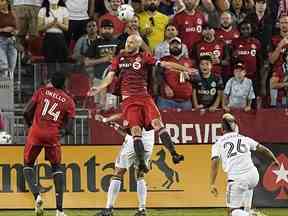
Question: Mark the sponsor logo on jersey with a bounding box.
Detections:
[133,62,141,70]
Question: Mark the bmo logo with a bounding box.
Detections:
[185,25,202,33]
[133,62,141,70]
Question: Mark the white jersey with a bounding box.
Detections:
[211,132,258,178]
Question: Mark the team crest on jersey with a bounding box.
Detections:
[133,62,141,70]
[211,81,216,88]
[210,88,216,95]
[213,50,221,58]
[197,18,202,24]
[251,49,257,56]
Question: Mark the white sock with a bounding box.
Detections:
[231,209,249,216]
[137,179,147,210]
[106,179,121,209]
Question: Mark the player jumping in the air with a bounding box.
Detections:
[94,114,154,216]
[23,72,76,216]
[89,34,189,173]
[209,113,280,216]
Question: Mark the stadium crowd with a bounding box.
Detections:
[1,0,288,112]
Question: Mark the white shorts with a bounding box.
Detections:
[115,130,155,169]
[226,166,259,209]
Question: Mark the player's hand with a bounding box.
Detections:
[88,86,101,96]
[244,106,251,112]
[210,184,218,197]
[95,114,106,122]
[208,106,217,112]
[171,152,184,164]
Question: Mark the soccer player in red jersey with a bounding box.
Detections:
[172,0,206,54]
[215,11,240,45]
[23,72,76,216]
[90,34,186,173]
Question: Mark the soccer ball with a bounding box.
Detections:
[0,131,12,144]
[117,4,135,22]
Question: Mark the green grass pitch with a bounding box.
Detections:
[0,209,287,216]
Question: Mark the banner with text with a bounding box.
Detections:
[89,109,288,144]
[0,145,287,209]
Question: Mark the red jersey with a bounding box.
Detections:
[195,39,226,76]
[111,51,156,97]
[232,37,261,80]
[172,10,206,50]
[98,13,126,35]
[160,55,193,100]
[30,86,76,136]
[269,35,288,73]
[215,28,240,45]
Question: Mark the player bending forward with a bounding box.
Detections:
[209,113,280,216]
[94,114,163,216]
[23,72,76,216]
[90,34,189,173]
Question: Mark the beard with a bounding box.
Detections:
[144,3,157,12]
[170,47,182,56]
[221,23,232,30]
[101,33,113,40]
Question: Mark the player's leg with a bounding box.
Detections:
[45,144,66,216]
[135,170,147,216]
[23,136,44,216]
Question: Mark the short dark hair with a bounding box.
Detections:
[51,72,66,89]
[199,55,212,63]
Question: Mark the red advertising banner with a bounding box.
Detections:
[89,109,288,144]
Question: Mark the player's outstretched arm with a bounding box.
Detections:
[88,71,116,96]
[209,157,220,197]
[95,114,127,137]
[23,99,36,127]
[256,144,280,166]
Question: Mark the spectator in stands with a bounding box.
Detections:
[154,23,189,59]
[156,37,195,110]
[172,0,206,56]
[84,19,119,108]
[117,15,150,52]
[194,24,230,78]
[192,55,224,111]
[269,15,288,77]
[72,19,98,65]
[223,60,255,112]
[269,45,288,107]
[98,0,125,36]
[245,0,273,56]
[232,21,261,88]
[131,0,144,14]
[12,0,42,52]
[158,0,184,16]
[138,0,169,50]
[65,0,95,46]
[230,0,249,25]
[215,11,239,45]
[0,0,17,80]
[38,0,69,78]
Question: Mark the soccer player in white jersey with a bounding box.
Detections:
[209,113,280,216]
[95,114,155,216]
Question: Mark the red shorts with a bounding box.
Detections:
[24,130,61,165]
[121,95,161,128]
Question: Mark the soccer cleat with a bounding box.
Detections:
[134,209,147,216]
[35,194,44,216]
[56,210,68,216]
[96,208,114,216]
[250,209,268,216]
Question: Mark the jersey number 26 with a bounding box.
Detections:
[224,139,248,158]
[41,98,61,121]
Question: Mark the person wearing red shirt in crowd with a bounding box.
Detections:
[157,37,195,110]
[194,24,230,79]
[90,34,186,173]
[172,0,206,55]
[232,21,261,89]
[269,15,288,77]
[98,0,125,36]
[23,72,76,216]
[216,11,240,45]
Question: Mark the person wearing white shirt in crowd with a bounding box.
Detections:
[64,0,95,45]
[209,113,279,216]
[154,23,188,60]
[38,0,69,79]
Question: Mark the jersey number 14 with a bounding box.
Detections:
[41,98,61,121]
[224,139,248,158]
